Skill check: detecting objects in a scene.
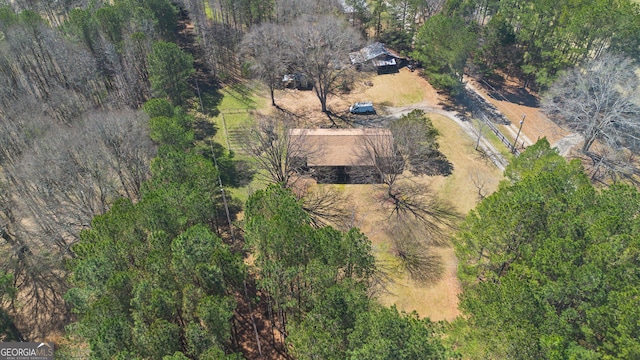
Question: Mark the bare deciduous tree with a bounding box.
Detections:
[469,166,494,200]
[241,113,316,187]
[273,0,341,24]
[387,222,444,285]
[542,53,640,154]
[0,18,101,122]
[242,114,354,226]
[0,109,155,338]
[470,117,489,152]
[581,146,640,186]
[7,110,155,253]
[84,110,155,200]
[353,127,459,238]
[287,15,363,113]
[241,23,289,107]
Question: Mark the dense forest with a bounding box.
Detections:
[0,0,639,358]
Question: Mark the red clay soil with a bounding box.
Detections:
[465,75,570,146]
[233,280,288,360]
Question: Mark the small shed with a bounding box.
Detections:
[349,42,405,74]
[288,128,400,183]
[282,73,312,90]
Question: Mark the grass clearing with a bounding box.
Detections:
[221,71,506,322]
[210,84,263,151]
[204,0,214,20]
[208,83,271,202]
[228,169,270,205]
[485,125,517,160]
[363,71,425,106]
[375,113,502,321]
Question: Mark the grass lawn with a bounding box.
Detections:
[208,83,268,202]
[370,113,503,321]
[331,111,503,322]
[364,71,425,106]
[485,125,517,160]
[210,83,262,148]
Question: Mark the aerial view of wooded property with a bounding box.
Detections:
[1,0,640,358]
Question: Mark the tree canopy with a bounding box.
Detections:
[244,184,448,358]
[65,100,244,358]
[412,14,477,94]
[148,41,195,105]
[454,139,640,358]
[461,0,640,88]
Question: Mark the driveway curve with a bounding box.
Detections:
[354,102,510,172]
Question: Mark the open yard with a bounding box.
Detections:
[212,69,511,321]
[337,111,502,321]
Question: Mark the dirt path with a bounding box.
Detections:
[553,133,584,156]
[464,77,584,156]
[384,102,510,171]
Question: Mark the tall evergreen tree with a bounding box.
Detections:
[148,41,195,105]
[454,139,640,358]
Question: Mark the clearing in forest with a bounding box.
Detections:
[212,69,509,321]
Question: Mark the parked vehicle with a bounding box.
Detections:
[349,101,376,115]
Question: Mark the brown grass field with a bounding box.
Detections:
[465,76,569,147]
[332,112,502,321]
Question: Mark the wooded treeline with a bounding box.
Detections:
[454,140,640,358]
[0,0,189,340]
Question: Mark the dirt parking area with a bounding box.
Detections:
[266,68,444,124]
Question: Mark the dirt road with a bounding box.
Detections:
[361,102,510,172]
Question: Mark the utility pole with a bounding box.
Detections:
[195,78,204,113]
[512,114,526,154]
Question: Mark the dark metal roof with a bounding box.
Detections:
[349,42,404,65]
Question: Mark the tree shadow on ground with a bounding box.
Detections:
[480,74,540,108]
[325,109,387,128]
[438,95,473,122]
[176,2,224,117]
[325,110,351,128]
[193,115,219,140]
[198,88,224,116]
[223,82,258,109]
[273,104,315,127]
[421,155,454,176]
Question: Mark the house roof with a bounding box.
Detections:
[289,128,394,167]
[349,42,404,65]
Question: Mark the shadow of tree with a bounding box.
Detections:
[193,114,219,140]
[481,75,540,108]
